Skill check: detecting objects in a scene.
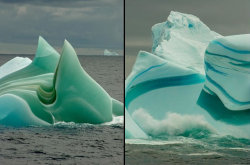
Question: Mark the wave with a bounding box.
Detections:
[52,116,123,128]
[125,136,202,145]
[132,108,216,139]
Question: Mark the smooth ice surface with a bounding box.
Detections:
[0,36,123,126]
[104,49,119,56]
[0,57,31,79]
[125,11,250,139]
[125,108,148,139]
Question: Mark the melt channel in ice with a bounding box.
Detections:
[125,11,250,139]
[0,36,124,127]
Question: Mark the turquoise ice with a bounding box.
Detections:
[125,11,250,139]
[0,37,123,126]
[204,34,250,110]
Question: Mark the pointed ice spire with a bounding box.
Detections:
[32,36,60,72]
[0,36,60,86]
[52,40,113,123]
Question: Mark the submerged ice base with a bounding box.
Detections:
[0,37,123,127]
[125,11,250,139]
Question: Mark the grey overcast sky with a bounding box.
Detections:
[0,0,123,55]
[126,0,250,57]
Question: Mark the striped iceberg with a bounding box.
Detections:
[0,37,123,126]
[125,11,250,139]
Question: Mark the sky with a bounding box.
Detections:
[126,0,250,56]
[0,0,123,55]
[125,0,250,76]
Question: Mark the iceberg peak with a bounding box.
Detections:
[152,11,221,74]
[166,11,208,30]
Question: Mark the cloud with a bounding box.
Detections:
[0,0,123,54]
[126,0,250,58]
[16,6,27,15]
[0,0,121,8]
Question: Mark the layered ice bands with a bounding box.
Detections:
[204,34,250,110]
[125,11,250,139]
[0,37,123,127]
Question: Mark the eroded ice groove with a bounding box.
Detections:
[125,11,250,140]
[204,34,250,110]
[0,37,123,127]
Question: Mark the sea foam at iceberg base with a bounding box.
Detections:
[0,37,123,126]
[125,11,250,139]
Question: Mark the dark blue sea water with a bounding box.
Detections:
[0,55,124,165]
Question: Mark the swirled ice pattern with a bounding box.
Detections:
[0,36,123,127]
[125,11,250,139]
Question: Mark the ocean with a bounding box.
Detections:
[125,136,250,164]
[0,55,124,165]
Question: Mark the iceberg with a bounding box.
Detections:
[104,49,119,56]
[0,36,123,126]
[125,11,250,139]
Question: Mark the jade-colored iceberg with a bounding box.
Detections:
[125,11,250,139]
[0,36,123,126]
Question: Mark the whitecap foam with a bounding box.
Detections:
[228,147,250,151]
[125,136,203,145]
[186,152,224,156]
[52,115,123,127]
[125,139,184,145]
[102,116,124,125]
[132,108,216,138]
